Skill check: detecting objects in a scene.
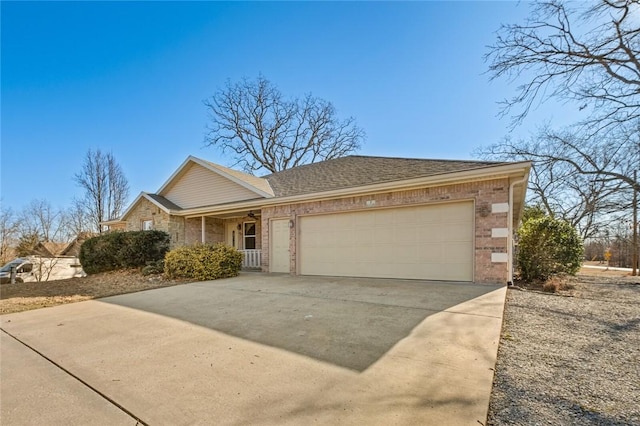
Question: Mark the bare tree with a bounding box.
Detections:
[74,149,130,233]
[18,199,66,243]
[31,256,61,282]
[204,75,365,174]
[476,130,628,239]
[486,0,640,132]
[0,206,20,264]
[482,0,640,253]
[61,197,94,240]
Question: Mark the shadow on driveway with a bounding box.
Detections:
[100,273,500,371]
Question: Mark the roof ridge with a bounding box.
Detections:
[263,155,505,178]
[345,154,504,163]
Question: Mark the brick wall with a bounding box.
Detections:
[261,178,511,284]
[185,217,224,245]
[121,198,185,248]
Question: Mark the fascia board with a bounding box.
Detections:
[115,192,173,223]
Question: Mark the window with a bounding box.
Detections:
[243,222,256,249]
[142,219,153,231]
[18,263,32,273]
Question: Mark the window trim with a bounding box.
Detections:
[141,219,153,231]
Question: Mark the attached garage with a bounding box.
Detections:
[298,201,474,281]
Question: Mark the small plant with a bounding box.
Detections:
[541,275,575,293]
[164,243,243,281]
[542,280,560,293]
[142,259,165,276]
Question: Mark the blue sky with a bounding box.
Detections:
[2,1,565,211]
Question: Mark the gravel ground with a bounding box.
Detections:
[487,271,640,425]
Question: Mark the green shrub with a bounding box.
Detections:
[517,215,584,282]
[164,243,243,281]
[80,230,170,274]
[142,259,165,276]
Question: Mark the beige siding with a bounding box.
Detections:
[162,163,262,208]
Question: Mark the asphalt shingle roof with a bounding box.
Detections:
[145,193,183,211]
[264,155,506,197]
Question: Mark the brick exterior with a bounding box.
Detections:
[121,198,185,248]
[261,178,510,284]
[185,217,224,245]
[119,180,512,284]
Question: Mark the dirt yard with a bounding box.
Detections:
[0,270,187,315]
[488,267,640,425]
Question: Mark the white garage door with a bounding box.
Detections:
[298,202,474,281]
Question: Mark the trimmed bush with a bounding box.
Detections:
[79,230,170,274]
[517,215,583,282]
[164,243,243,281]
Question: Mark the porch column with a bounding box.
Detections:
[201,216,206,243]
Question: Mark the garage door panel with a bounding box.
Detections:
[417,224,444,242]
[441,203,473,220]
[395,227,418,243]
[441,224,473,242]
[299,202,474,281]
[373,227,395,244]
[417,243,444,262]
[443,242,473,262]
[374,209,396,224]
[442,263,473,281]
[416,207,441,223]
[394,245,419,263]
[395,208,417,222]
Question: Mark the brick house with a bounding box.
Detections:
[104,155,530,284]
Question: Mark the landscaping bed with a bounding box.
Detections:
[487,268,640,425]
[0,270,186,315]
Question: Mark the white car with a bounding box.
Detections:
[0,258,33,284]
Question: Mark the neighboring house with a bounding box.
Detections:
[103,155,530,284]
[10,234,93,282]
[32,233,94,258]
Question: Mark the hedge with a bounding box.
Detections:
[79,230,170,274]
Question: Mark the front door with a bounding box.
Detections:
[226,223,239,249]
[270,219,290,273]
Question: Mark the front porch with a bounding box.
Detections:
[184,211,262,270]
[240,249,261,269]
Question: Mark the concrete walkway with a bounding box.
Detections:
[1,275,506,425]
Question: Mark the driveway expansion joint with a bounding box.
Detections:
[0,328,148,426]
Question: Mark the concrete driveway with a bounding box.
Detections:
[1,273,506,425]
